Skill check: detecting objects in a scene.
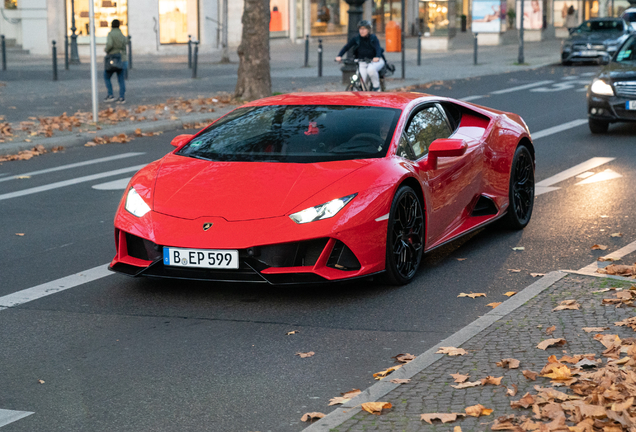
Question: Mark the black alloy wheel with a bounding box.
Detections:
[384,186,425,285]
[504,145,535,230]
[589,118,609,134]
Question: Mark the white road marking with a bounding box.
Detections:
[530,80,590,92]
[575,168,622,185]
[535,157,615,196]
[0,164,146,201]
[0,409,33,428]
[92,177,131,190]
[531,119,588,140]
[576,171,595,179]
[578,239,636,275]
[460,95,486,102]
[490,80,555,95]
[0,264,112,311]
[0,153,145,184]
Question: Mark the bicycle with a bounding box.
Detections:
[341,58,389,92]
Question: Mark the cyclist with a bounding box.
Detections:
[335,20,385,92]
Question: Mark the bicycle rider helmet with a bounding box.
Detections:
[357,20,372,30]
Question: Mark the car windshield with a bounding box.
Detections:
[615,35,636,62]
[576,20,624,32]
[177,105,402,163]
[623,12,636,22]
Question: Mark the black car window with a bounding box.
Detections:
[577,20,624,32]
[616,35,636,62]
[623,12,636,23]
[399,105,452,161]
[177,105,401,163]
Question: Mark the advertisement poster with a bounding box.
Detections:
[471,0,503,33]
[516,0,544,30]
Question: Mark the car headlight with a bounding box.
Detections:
[590,79,614,96]
[352,74,359,81]
[125,187,151,217]
[289,194,357,224]
[562,44,572,52]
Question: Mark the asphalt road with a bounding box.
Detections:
[2,64,636,432]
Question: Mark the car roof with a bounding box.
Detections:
[244,92,434,110]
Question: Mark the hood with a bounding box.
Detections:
[598,61,636,81]
[153,154,370,221]
[567,32,624,44]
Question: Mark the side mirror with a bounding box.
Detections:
[426,138,467,170]
[171,134,194,148]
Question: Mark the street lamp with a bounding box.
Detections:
[341,0,367,84]
[70,0,81,64]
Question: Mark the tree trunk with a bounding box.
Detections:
[235,0,271,100]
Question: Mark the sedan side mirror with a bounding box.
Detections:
[426,138,467,170]
[171,134,194,148]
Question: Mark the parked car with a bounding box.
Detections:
[622,7,636,30]
[561,17,633,65]
[109,93,535,286]
[587,34,636,133]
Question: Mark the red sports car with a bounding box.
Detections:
[109,92,535,285]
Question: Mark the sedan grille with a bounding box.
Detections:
[614,81,636,98]
[572,43,606,51]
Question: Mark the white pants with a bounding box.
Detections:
[359,58,385,89]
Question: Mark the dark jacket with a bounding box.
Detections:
[338,34,383,59]
[105,28,127,56]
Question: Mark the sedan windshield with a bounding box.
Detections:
[576,20,624,32]
[177,105,402,163]
[615,35,636,62]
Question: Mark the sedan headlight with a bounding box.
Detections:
[289,194,357,224]
[125,187,151,217]
[590,79,614,96]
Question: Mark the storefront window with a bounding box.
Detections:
[419,0,451,35]
[553,0,583,27]
[67,0,128,43]
[296,0,305,37]
[159,0,198,44]
[373,0,403,33]
[310,0,347,36]
[4,0,17,9]
[270,0,289,37]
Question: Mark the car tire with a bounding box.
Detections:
[503,145,534,230]
[561,60,572,66]
[588,118,609,134]
[383,185,425,285]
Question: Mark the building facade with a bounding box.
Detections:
[0,0,632,56]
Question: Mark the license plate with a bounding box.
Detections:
[163,247,239,269]
[578,50,598,57]
[627,101,636,110]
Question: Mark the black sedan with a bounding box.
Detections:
[561,18,633,65]
[587,34,636,133]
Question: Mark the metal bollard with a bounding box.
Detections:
[417,32,422,66]
[304,34,309,67]
[317,39,323,77]
[52,40,58,81]
[473,33,478,65]
[188,35,192,69]
[128,35,133,69]
[192,41,199,78]
[1,35,6,71]
[64,35,69,70]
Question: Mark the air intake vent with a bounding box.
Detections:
[327,241,361,271]
[471,195,498,217]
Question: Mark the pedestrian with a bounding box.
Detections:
[104,19,127,104]
[565,6,578,31]
[335,20,385,92]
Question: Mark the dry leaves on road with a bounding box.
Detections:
[591,244,609,250]
[507,384,518,397]
[392,353,415,363]
[436,347,468,356]
[457,292,486,298]
[530,273,546,277]
[496,358,521,369]
[582,326,609,332]
[597,264,636,277]
[328,389,361,406]
[487,302,502,308]
[545,325,556,335]
[451,381,482,389]
[457,258,467,261]
[300,412,325,422]
[295,351,315,358]
[510,392,536,409]
[450,373,470,383]
[552,300,580,311]
[615,317,636,331]
[37,379,45,384]
[504,291,517,296]
[15,233,25,236]
[522,370,538,380]
[465,404,493,417]
[598,256,621,262]
[512,247,525,251]
[361,402,392,415]
[537,338,567,350]
[602,290,636,307]
[481,375,503,386]
[611,232,623,237]
[420,413,464,424]
[373,365,401,380]
[285,330,298,335]
[508,269,521,273]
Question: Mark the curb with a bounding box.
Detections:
[302,270,568,432]
[0,108,234,157]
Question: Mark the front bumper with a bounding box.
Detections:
[587,93,636,123]
[561,49,611,64]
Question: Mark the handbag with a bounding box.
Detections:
[105,53,123,72]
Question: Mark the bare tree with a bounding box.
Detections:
[235,0,272,100]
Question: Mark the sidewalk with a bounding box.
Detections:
[303,258,636,431]
[0,31,563,157]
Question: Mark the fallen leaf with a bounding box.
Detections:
[450,373,469,383]
[295,351,315,358]
[14,175,31,179]
[328,396,350,406]
[420,413,463,424]
[487,302,502,308]
[389,378,411,384]
[610,233,623,237]
[437,347,468,356]
[504,291,517,296]
[506,384,518,397]
[574,358,599,369]
[545,325,556,335]
[537,338,567,350]
[38,379,45,384]
[453,427,462,432]
[582,327,609,332]
[15,233,25,236]
[286,330,299,335]
[361,402,392,415]
[597,264,636,277]
[598,256,621,262]
[592,288,611,293]
[522,370,538,380]
[373,365,401,379]
[530,273,545,277]
[301,412,325,422]
[457,292,486,298]
[341,389,361,399]
[465,403,493,417]
[451,381,482,389]
[611,397,634,411]
[481,375,503,386]
[552,300,580,311]
[457,258,467,261]
[496,358,520,369]
[393,353,416,363]
[512,247,525,251]
[511,392,535,409]
[591,244,608,250]
[508,269,521,273]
